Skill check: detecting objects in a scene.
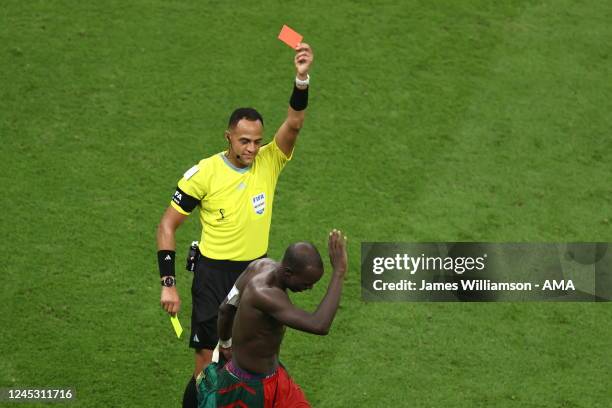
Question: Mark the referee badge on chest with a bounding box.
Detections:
[251,192,266,215]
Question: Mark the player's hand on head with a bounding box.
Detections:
[294,42,313,77]
[160,286,181,315]
[328,229,348,277]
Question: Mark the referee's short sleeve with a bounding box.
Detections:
[169,163,207,215]
[259,137,292,179]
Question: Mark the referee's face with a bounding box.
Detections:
[226,119,264,167]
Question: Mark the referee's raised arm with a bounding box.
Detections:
[274,42,314,157]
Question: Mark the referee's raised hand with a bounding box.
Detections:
[294,42,313,83]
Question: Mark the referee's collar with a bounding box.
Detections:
[220,152,252,173]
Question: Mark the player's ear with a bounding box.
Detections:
[281,265,293,278]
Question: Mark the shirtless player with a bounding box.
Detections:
[197,229,348,407]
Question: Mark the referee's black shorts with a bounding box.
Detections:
[189,254,264,350]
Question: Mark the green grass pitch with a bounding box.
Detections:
[2,0,611,406]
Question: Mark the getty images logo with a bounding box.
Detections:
[372,253,488,275]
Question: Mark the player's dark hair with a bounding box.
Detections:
[281,242,323,274]
[227,107,264,129]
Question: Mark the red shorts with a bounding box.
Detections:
[260,365,310,408]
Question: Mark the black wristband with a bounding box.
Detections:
[289,84,308,111]
[158,250,176,277]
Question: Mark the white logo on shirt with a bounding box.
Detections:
[251,193,266,215]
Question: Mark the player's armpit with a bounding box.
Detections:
[252,288,328,335]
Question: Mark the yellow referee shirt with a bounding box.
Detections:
[170,138,291,261]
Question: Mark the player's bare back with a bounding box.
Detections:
[232,259,289,374]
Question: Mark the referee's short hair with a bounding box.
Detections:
[228,108,264,129]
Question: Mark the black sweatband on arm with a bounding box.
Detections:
[289,84,308,111]
[158,250,176,277]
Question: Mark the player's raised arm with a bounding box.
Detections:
[254,230,348,335]
[274,42,314,157]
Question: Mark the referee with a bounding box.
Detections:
[156,43,313,408]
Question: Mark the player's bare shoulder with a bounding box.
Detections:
[234,258,275,291]
[242,260,288,310]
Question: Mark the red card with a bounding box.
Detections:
[278,25,303,49]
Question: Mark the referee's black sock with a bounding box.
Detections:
[182,376,197,408]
